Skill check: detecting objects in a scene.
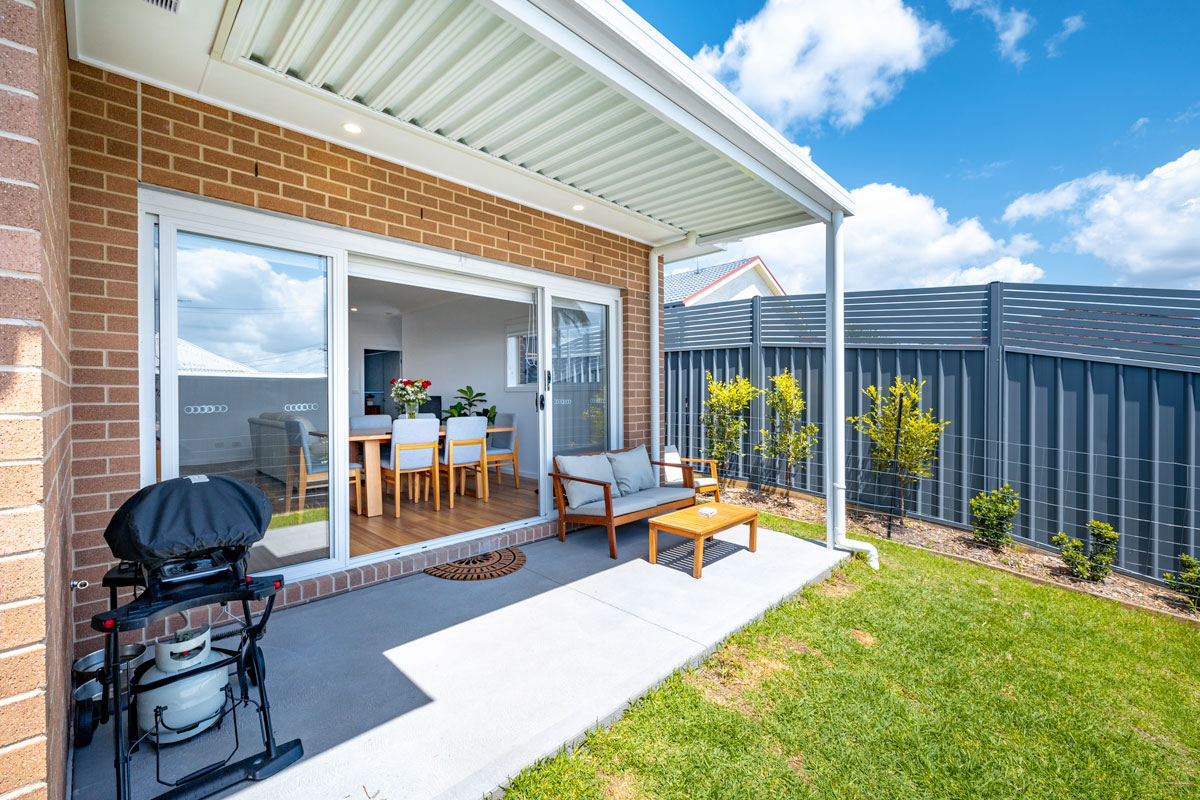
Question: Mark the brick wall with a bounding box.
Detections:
[0,0,72,798]
[66,62,658,656]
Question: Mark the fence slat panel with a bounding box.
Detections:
[665,281,1200,584]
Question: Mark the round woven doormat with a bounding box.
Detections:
[424,547,526,580]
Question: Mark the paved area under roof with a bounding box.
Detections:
[72,520,846,800]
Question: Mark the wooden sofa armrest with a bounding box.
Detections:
[547,472,613,487]
[547,471,614,517]
[678,457,720,480]
[648,460,695,489]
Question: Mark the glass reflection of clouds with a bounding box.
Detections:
[176,232,328,377]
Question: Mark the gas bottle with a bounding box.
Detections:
[136,624,229,744]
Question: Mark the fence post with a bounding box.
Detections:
[984,282,1004,488]
[749,294,765,487]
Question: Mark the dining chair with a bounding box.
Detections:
[380,417,440,515]
[485,412,519,489]
[662,444,721,503]
[439,416,488,509]
[416,413,438,419]
[282,416,364,515]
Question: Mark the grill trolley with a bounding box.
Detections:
[89,476,303,800]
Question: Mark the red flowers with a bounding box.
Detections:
[391,378,396,384]
[421,380,431,388]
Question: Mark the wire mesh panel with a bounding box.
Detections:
[664,281,1200,584]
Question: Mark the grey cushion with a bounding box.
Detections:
[665,477,718,489]
[555,454,616,508]
[606,445,657,496]
[568,486,694,517]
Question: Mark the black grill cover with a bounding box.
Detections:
[104,476,273,565]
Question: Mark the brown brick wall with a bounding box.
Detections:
[66,61,658,657]
[0,0,72,798]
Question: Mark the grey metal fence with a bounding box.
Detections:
[664,282,1200,583]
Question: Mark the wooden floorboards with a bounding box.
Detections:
[349,473,539,557]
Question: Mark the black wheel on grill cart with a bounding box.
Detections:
[74,697,95,747]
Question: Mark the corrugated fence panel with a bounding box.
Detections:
[665,281,1200,584]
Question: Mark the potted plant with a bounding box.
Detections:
[391,378,431,419]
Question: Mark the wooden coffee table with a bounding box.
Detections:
[648,503,758,579]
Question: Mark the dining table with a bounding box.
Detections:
[315,425,515,517]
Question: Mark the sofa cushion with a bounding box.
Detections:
[665,477,718,489]
[606,445,657,495]
[555,454,617,508]
[567,486,694,517]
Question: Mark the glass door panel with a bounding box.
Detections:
[169,232,331,572]
[550,299,609,456]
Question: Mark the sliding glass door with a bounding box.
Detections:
[153,225,338,575]
[549,298,611,457]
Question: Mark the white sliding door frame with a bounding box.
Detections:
[139,187,623,581]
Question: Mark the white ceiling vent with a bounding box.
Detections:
[143,0,180,13]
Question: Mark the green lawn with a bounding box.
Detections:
[505,513,1200,800]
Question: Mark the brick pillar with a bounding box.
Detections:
[0,1,73,798]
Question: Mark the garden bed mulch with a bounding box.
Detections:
[721,486,1199,621]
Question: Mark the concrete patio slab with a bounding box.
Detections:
[71,521,846,800]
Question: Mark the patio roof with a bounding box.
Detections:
[65,0,852,258]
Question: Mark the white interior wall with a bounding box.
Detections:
[401,295,540,479]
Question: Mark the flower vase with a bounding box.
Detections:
[406,402,419,419]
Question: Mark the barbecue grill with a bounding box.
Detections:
[91,474,303,800]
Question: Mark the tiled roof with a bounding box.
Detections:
[663,258,757,304]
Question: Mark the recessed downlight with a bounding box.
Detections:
[571,203,585,212]
[342,122,363,134]
[350,307,358,312]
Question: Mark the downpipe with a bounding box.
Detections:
[829,482,880,569]
[648,230,697,459]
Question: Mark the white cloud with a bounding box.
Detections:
[949,0,1034,66]
[177,247,327,374]
[690,182,1042,293]
[694,0,949,129]
[1130,116,1150,135]
[1004,149,1200,287]
[1045,14,1085,57]
[1002,172,1120,221]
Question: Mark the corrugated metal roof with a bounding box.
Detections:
[219,0,814,240]
[664,258,755,304]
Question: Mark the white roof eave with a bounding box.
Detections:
[502,0,855,220]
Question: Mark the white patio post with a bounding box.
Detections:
[824,210,846,550]
[824,210,879,567]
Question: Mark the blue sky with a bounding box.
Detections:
[634,0,1200,293]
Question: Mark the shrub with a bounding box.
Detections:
[1163,553,1200,610]
[1052,521,1120,582]
[700,371,761,480]
[756,369,818,490]
[970,485,1020,549]
[847,377,949,519]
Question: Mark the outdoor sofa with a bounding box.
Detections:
[550,445,697,558]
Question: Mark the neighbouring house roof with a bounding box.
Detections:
[664,256,786,306]
[664,259,756,304]
[176,338,259,376]
[66,0,852,258]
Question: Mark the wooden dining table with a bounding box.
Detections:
[316,425,514,517]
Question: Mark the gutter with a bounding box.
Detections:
[648,231,697,459]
